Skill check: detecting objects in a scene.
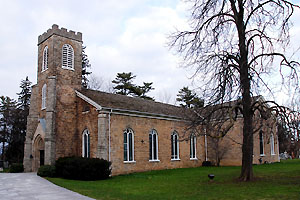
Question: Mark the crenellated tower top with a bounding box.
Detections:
[38,24,82,45]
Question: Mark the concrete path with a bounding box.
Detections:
[0,173,95,200]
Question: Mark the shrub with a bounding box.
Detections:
[55,157,111,180]
[202,161,213,167]
[37,165,56,177]
[9,163,24,173]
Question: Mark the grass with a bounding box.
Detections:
[47,159,300,200]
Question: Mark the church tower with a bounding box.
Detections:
[24,25,82,171]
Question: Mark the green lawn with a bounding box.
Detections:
[47,159,300,200]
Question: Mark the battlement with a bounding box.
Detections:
[38,24,82,45]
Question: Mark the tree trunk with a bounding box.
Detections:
[235,0,254,181]
[239,96,254,181]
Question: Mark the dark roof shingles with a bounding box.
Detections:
[79,89,185,118]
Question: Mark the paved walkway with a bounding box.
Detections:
[0,173,95,200]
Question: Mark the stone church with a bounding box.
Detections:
[23,25,280,175]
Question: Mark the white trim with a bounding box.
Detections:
[124,128,134,162]
[270,134,276,155]
[42,46,48,72]
[82,129,90,158]
[260,154,266,157]
[190,158,198,161]
[41,84,47,110]
[75,90,102,110]
[171,159,181,161]
[190,134,197,159]
[123,161,136,164]
[149,129,159,161]
[62,44,74,70]
[171,131,180,160]
[149,159,160,162]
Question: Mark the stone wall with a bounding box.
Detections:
[76,98,99,158]
[75,95,279,175]
[24,25,83,171]
[206,117,280,166]
[109,114,205,175]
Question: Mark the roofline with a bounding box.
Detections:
[101,107,184,121]
[76,90,185,121]
[75,90,102,110]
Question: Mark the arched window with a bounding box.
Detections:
[149,129,158,161]
[259,131,264,155]
[41,84,47,110]
[42,46,48,71]
[190,134,197,159]
[270,134,275,155]
[124,128,134,162]
[82,129,90,158]
[62,44,74,70]
[171,131,179,160]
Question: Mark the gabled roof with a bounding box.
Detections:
[76,89,186,119]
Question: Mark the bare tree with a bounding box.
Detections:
[88,75,115,93]
[88,75,104,91]
[170,0,300,181]
[158,89,173,104]
[209,136,231,167]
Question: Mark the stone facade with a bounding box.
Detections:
[24,25,280,175]
[24,24,82,172]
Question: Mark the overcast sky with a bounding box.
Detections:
[0,0,300,105]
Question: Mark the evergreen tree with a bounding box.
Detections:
[112,72,155,100]
[17,76,31,109]
[176,87,204,108]
[133,82,155,101]
[82,46,92,88]
[0,96,17,161]
[0,77,32,163]
[112,72,137,95]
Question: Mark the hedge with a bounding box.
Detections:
[9,163,24,173]
[37,165,56,177]
[55,157,111,180]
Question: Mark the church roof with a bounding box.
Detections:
[77,89,187,119]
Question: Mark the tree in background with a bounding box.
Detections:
[112,72,136,95]
[112,72,155,100]
[0,77,31,163]
[132,82,155,100]
[176,87,204,108]
[170,0,299,181]
[82,46,92,88]
[278,120,300,158]
[0,96,17,162]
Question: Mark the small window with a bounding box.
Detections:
[42,46,48,71]
[41,84,47,110]
[190,134,197,159]
[171,131,179,160]
[270,134,275,155]
[149,129,158,161]
[62,44,74,70]
[82,129,90,158]
[124,128,134,162]
[259,131,264,155]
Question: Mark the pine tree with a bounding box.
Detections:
[112,72,137,95]
[112,72,155,100]
[82,46,92,88]
[0,96,17,161]
[176,87,204,108]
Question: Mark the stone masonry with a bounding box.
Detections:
[24,25,280,175]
